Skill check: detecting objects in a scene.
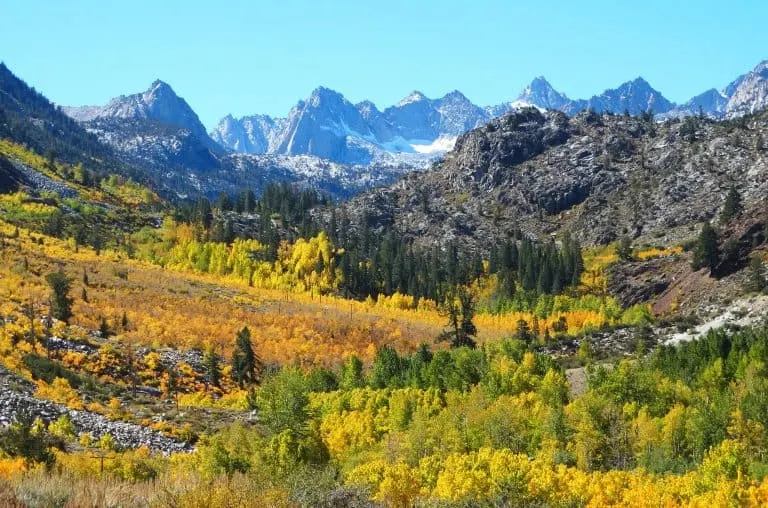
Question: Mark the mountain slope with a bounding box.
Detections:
[726,60,768,118]
[0,62,136,178]
[341,107,768,250]
[64,80,216,149]
[579,77,674,115]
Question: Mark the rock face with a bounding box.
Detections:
[339,107,768,250]
[0,366,189,454]
[275,87,377,163]
[726,60,768,118]
[211,114,284,154]
[607,258,672,307]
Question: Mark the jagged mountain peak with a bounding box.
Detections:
[628,76,651,87]
[308,86,346,103]
[440,90,469,101]
[63,78,212,144]
[148,79,172,91]
[396,90,429,107]
[517,76,569,110]
[587,76,673,114]
[212,59,768,165]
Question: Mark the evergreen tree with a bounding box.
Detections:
[516,319,532,345]
[340,355,365,390]
[244,188,256,213]
[217,192,233,212]
[370,346,405,388]
[458,287,477,349]
[45,270,73,323]
[616,236,633,262]
[692,222,720,272]
[197,197,213,229]
[99,316,111,338]
[165,367,179,409]
[204,344,222,389]
[746,256,766,293]
[437,286,477,349]
[231,327,261,387]
[719,186,743,224]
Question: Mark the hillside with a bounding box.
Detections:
[342,108,767,248]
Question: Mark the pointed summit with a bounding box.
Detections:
[149,79,172,90]
[62,79,214,145]
[587,77,673,115]
[517,76,569,110]
[396,90,428,107]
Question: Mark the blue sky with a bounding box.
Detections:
[2,0,767,129]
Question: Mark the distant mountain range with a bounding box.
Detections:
[201,59,767,165]
[6,58,766,200]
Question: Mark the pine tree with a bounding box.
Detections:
[217,192,233,211]
[719,186,743,224]
[164,367,179,409]
[616,236,633,262]
[746,256,766,293]
[692,222,720,271]
[516,319,532,345]
[231,327,261,387]
[45,270,73,323]
[204,344,222,389]
[340,355,365,390]
[244,189,256,213]
[99,316,110,338]
[458,287,477,349]
[437,286,477,349]
[197,197,213,229]
[370,346,404,388]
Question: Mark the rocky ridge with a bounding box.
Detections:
[338,107,768,250]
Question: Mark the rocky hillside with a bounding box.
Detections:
[0,365,189,454]
[340,107,768,250]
